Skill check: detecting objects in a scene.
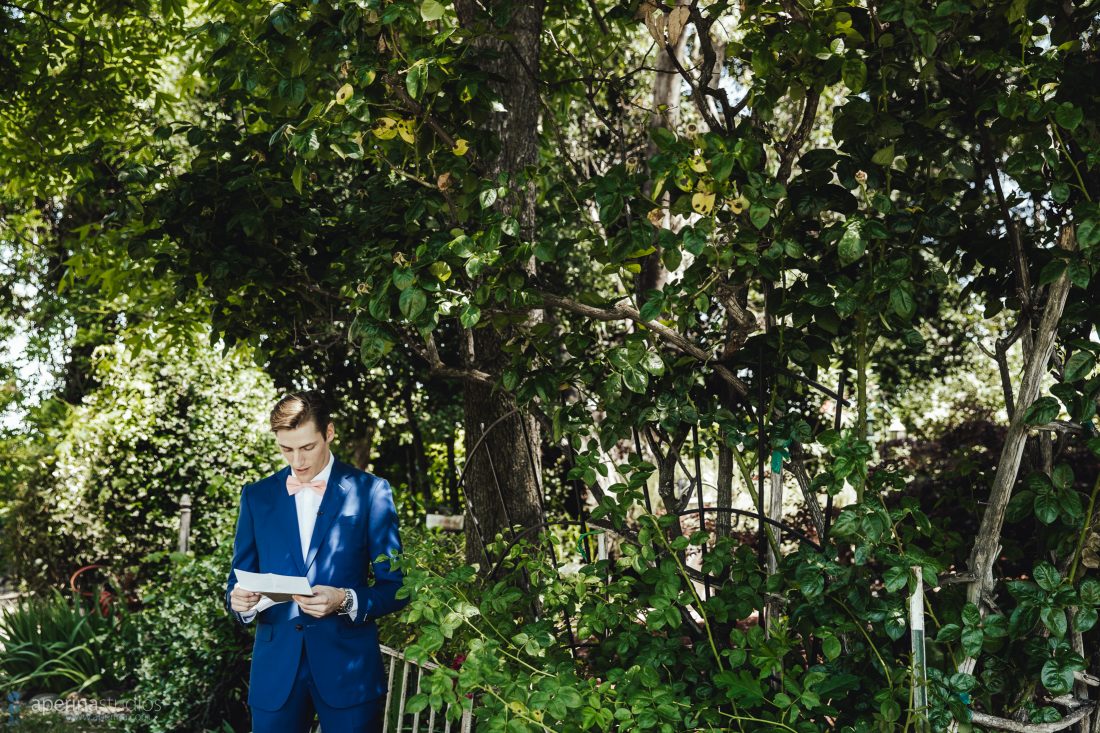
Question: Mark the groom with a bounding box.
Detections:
[225,391,409,732]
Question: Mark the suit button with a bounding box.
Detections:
[295,624,304,631]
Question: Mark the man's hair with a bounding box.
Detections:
[269,391,333,433]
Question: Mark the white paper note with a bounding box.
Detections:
[234,569,315,603]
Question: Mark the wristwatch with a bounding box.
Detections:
[339,587,354,615]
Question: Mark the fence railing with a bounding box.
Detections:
[380,644,473,733]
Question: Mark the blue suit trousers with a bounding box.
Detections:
[251,641,385,733]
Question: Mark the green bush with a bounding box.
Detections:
[393,447,1100,732]
[1,327,280,589]
[123,545,250,733]
[0,590,132,698]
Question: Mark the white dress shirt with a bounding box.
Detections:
[238,451,357,622]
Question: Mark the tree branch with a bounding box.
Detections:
[535,291,749,396]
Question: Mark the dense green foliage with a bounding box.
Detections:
[0,590,132,698]
[1,328,279,589]
[2,0,1100,730]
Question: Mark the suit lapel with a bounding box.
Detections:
[272,467,309,577]
[304,458,352,574]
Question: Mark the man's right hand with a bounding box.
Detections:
[230,583,261,613]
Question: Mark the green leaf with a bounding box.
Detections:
[1052,464,1074,491]
[962,603,981,627]
[480,188,498,209]
[291,164,305,194]
[1034,562,1062,591]
[1041,658,1074,695]
[420,0,446,20]
[1065,351,1096,382]
[961,626,984,657]
[889,284,916,319]
[641,351,665,376]
[1038,259,1067,285]
[822,635,841,660]
[1042,607,1068,637]
[622,367,648,393]
[1078,218,1100,249]
[1068,261,1091,288]
[459,303,480,328]
[838,221,865,265]
[842,57,867,94]
[884,566,909,593]
[1075,607,1098,633]
[936,623,961,642]
[749,203,771,230]
[1022,396,1060,425]
[1055,102,1084,130]
[1034,488,1060,521]
[392,268,416,291]
[406,64,425,100]
[948,673,977,692]
[399,287,427,321]
[871,145,895,167]
[1080,578,1100,605]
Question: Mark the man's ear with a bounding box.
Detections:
[325,422,335,444]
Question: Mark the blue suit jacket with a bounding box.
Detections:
[224,459,409,710]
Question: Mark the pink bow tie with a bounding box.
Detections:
[286,475,327,496]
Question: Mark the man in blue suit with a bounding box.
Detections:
[225,391,409,732]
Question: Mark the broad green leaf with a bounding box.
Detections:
[842,57,867,93]
[1075,607,1098,633]
[883,565,909,593]
[1080,578,1100,605]
[1034,562,1062,591]
[1064,351,1095,382]
[889,284,916,319]
[1041,658,1074,694]
[1055,102,1083,130]
[1079,218,1100,248]
[838,221,865,265]
[1052,463,1074,491]
[749,202,771,229]
[399,287,427,321]
[960,626,983,657]
[420,0,446,20]
[1022,396,1059,425]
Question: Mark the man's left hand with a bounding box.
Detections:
[293,585,345,618]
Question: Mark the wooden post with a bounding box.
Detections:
[178,493,192,553]
[910,566,928,732]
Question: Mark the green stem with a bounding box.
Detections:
[831,594,895,690]
[730,445,782,558]
[1069,472,1100,583]
[1049,118,1093,203]
[640,513,725,672]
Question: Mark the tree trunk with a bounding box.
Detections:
[454,0,546,569]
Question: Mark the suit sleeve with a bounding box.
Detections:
[348,477,410,625]
[225,483,259,626]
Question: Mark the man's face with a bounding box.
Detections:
[276,421,335,480]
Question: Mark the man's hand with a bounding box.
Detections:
[230,583,261,613]
[293,585,345,618]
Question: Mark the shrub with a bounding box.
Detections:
[123,546,250,733]
[1,327,280,590]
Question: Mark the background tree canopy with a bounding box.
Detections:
[2,0,1100,730]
